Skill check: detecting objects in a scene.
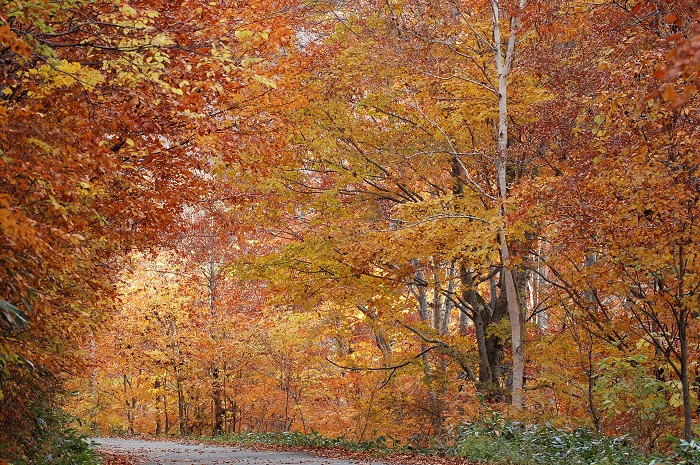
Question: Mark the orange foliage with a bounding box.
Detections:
[5,0,700,455]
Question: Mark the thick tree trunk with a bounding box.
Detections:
[460,263,506,399]
[473,308,492,384]
[500,239,524,407]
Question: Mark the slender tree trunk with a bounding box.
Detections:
[461,264,488,382]
[491,0,526,409]
[212,366,223,435]
[123,375,136,435]
[674,244,693,440]
[154,378,162,436]
[441,261,456,336]
[231,402,237,434]
[680,315,692,441]
[205,243,225,435]
[163,374,170,435]
[409,263,441,426]
[357,303,393,363]
[473,309,492,384]
[696,357,700,433]
[176,373,186,436]
[284,385,290,431]
[586,338,601,432]
[222,362,228,434]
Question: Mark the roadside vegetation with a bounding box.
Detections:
[13,412,700,465]
[196,417,700,465]
[1,407,100,465]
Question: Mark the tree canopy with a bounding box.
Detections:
[3,0,700,460]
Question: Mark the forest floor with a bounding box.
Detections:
[92,438,477,465]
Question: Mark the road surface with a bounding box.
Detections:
[91,438,385,465]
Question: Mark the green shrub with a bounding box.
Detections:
[453,415,650,465]
[650,438,700,465]
[4,405,101,465]
[204,421,700,465]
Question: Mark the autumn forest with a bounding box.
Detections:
[2,0,700,463]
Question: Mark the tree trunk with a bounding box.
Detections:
[154,378,162,436]
[459,263,506,400]
[491,0,527,409]
[176,373,186,436]
[122,375,136,435]
[163,374,170,435]
[680,315,692,441]
[212,366,224,435]
[441,261,456,336]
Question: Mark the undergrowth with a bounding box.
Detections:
[203,418,700,465]
[453,418,647,465]
[2,405,101,465]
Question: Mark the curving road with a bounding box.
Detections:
[91,438,385,465]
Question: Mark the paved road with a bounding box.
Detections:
[91,438,385,465]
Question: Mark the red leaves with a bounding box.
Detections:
[1,0,309,455]
[99,452,141,465]
[665,29,700,79]
[649,25,700,108]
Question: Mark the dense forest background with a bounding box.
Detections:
[3,0,700,461]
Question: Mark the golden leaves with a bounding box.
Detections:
[28,59,105,96]
[252,74,277,89]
